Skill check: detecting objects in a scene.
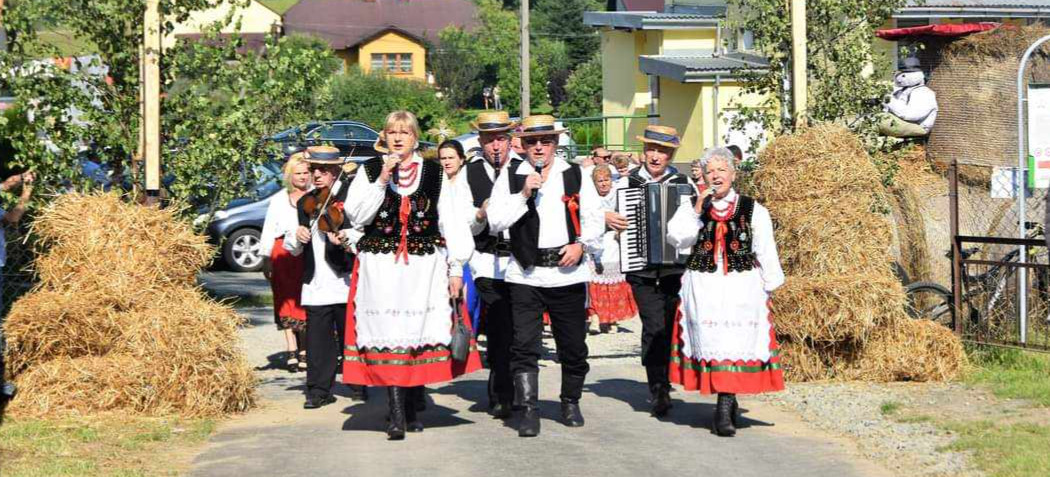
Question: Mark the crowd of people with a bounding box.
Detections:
[260,109,785,440]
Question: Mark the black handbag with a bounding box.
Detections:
[449,298,471,363]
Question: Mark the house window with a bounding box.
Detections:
[370,53,413,74]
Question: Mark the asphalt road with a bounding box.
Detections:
[191,272,891,477]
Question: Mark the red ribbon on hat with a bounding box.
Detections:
[707,199,736,276]
[562,194,581,236]
[395,196,411,264]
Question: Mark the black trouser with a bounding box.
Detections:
[304,304,346,399]
[508,282,589,398]
[475,277,514,402]
[627,273,683,386]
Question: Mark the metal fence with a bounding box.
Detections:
[1,224,35,319]
[561,114,658,156]
[948,159,1050,351]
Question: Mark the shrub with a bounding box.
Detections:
[327,67,451,132]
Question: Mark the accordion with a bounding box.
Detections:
[617,182,696,273]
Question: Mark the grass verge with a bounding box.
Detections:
[966,346,1050,406]
[0,416,215,476]
[942,420,1050,477]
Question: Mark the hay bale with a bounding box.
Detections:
[890,182,931,283]
[779,339,832,382]
[840,318,969,382]
[926,24,1050,168]
[771,196,894,277]
[3,192,255,418]
[774,274,907,343]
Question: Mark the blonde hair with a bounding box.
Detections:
[611,152,630,169]
[283,152,308,192]
[383,110,421,144]
[591,164,612,181]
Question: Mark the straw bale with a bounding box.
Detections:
[779,339,832,382]
[773,274,907,343]
[889,182,931,283]
[840,318,969,382]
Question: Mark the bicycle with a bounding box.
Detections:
[904,221,1049,330]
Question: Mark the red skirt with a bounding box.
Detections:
[668,300,784,395]
[588,281,637,324]
[269,238,306,326]
[342,259,482,387]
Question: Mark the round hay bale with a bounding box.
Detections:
[926,25,1050,168]
[773,274,907,343]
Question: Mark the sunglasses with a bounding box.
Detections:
[593,154,612,160]
[523,137,556,146]
[308,165,337,174]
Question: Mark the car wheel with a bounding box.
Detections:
[224,228,264,272]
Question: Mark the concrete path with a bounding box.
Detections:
[192,273,892,477]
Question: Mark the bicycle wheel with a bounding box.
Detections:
[904,281,953,328]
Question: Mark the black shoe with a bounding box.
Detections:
[303,395,336,409]
[560,401,585,427]
[348,385,368,402]
[650,383,672,418]
[514,373,540,437]
[387,387,407,440]
[730,394,739,427]
[713,393,737,437]
[409,386,426,412]
[491,399,513,420]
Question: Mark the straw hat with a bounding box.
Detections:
[512,115,567,138]
[636,125,681,149]
[471,110,518,133]
[303,145,343,164]
[373,132,389,155]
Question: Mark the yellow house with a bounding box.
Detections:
[167,0,282,50]
[283,0,478,82]
[585,3,769,161]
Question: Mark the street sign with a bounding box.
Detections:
[1027,84,1050,188]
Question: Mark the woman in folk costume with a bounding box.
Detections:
[342,111,481,440]
[261,153,311,372]
[587,164,637,333]
[666,146,785,437]
[437,139,482,331]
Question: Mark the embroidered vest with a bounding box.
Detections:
[357,157,445,255]
[686,195,757,273]
[506,158,582,269]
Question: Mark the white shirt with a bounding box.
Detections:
[666,188,785,292]
[344,153,473,277]
[487,156,604,288]
[283,180,352,306]
[260,188,300,258]
[461,153,520,280]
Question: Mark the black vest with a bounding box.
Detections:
[506,158,582,269]
[466,159,501,254]
[296,184,354,284]
[357,156,445,256]
[686,195,757,273]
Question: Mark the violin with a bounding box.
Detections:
[301,186,345,233]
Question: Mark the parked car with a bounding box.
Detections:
[268,120,436,162]
[451,119,578,162]
[196,160,284,272]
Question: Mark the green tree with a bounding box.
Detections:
[430,27,483,108]
[326,66,450,133]
[557,53,601,118]
[726,0,905,147]
[470,0,548,114]
[531,0,603,70]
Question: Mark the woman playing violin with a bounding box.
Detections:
[285,145,358,410]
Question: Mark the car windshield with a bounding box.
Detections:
[250,161,283,200]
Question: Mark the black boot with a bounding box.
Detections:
[559,374,586,427]
[348,384,369,402]
[650,382,672,417]
[490,370,513,419]
[729,394,739,427]
[386,387,407,440]
[406,387,424,433]
[409,386,426,412]
[713,393,736,437]
[514,373,540,437]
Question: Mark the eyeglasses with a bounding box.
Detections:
[523,137,556,146]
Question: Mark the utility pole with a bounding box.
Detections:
[790,0,807,128]
[143,0,161,204]
[520,0,530,118]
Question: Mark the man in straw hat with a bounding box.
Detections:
[605,124,695,418]
[284,145,359,409]
[460,111,521,419]
[487,114,604,437]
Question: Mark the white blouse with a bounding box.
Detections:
[260,188,300,258]
[344,153,473,277]
[666,188,785,292]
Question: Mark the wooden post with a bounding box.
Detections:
[143,0,161,204]
[950,159,963,336]
[790,0,807,128]
[520,0,530,117]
